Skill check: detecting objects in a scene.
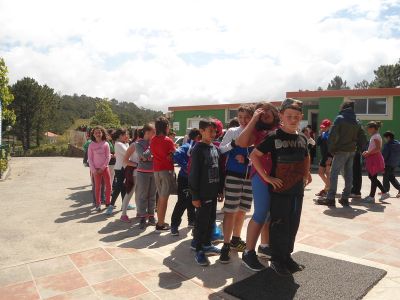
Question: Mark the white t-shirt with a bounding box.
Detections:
[368,133,382,152]
[129,145,139,176]
[114,141,129,170]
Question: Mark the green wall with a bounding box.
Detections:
[172,109,226,135]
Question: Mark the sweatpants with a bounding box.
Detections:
[93,167,112,207]
[135,172,157,217]
[193,198,217,252]
[121,175,136,216]
[171,175,195,228]
[111,168,126,206]
[270,193,303,263]
[383,165,400,193]
[368,173,386,197]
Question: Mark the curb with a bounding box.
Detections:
[0,166,10,182]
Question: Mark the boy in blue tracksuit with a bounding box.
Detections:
[170,128,201,235]
[382,131,400,197]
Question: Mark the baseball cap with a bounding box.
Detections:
[320,119,331,129]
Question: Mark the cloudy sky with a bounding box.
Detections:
[1,0,400,111]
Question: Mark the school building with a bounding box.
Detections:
[168,88,400,136]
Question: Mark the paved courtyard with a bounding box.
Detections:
[1,157,400,299]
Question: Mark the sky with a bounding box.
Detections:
[1,0,400,111]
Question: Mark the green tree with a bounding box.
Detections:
[90,100,121,129]
[327,75,350,90]
[0,57,15,125]
[370,59,400,88]
[354,80,370,89]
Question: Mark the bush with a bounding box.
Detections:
[25,144,69,157]
[0,157,8,174]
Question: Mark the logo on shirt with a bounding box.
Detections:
[274,138,307,150]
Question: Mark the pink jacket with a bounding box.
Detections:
[88,141,111,174]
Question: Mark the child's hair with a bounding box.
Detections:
[383,131,395,140]
[228,118,240,129]
[138,128,145,139]
[238,104,255,116]
[132,128,139,142]
[255,101,280,127]
[112,128,127,141]
[367,121,382,130]
[280,98,303,113]
[107,129,115,138]
[90,126,107,141]
[188,128,201,140]
[142,123,154,135]
[199,118,217,131]
[155,117,170,135]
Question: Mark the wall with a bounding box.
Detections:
[172,109,226,135]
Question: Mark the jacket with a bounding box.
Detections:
[173,140,196,178]
[189,142,224,201]
[328,108,368,154]
[382,140,400,167]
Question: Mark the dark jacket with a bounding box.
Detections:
[382,139,400,167]
[328,108,368,154]
[317,132,332,159]
[188,142,224,201]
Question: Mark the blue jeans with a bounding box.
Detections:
[327,152,355,200]
[251,173,271,224]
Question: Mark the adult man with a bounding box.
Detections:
[317,100,367,207]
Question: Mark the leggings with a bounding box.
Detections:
[93,167,111,207]
[251,173,271,224]
[368,173,386,197]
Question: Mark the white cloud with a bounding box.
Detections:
[1,0,400,111]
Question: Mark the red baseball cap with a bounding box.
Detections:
[320,119,331,129]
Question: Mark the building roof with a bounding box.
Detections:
[286,88,400,99]
[168,101,281,111]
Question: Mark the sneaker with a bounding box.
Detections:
[170,226,179,236]
[257,245,272,259]
[230,239,246,252]
[286,257,305,273]
[316,198,336,207]
[148,216,157,226]
[219,245,231,264]
[95,205,102,212]
[195,251,210,266]
[396,192,400,198]
[127,204,135,210]
[379,193,390,202]
[188,221,195,228]
[105,205,114,215]
[202,245,221,256]
[362,196,375,203]
[120,215,131,223]
[139,218,146,229]
[155,223,171,232]
[242,250,265,272]
[338,198,350,207]
[190,239,197,251]
[315,189,327,197]
[270,260,291,276]
[350,193,362,199]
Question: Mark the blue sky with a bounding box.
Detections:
[0,0,399,111]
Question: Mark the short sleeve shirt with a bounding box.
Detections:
[257,128,309,195]
[150,135,175,171]
[368,133,382,152]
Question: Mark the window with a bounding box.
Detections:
[187,118,201,129]
[226,109,238,122]
[352,98,387,115]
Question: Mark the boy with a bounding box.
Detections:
[219,105,254,263]
[249,98,311,276]
[315,119,332,197]
[170,128,201,235]
[382,131,400,197]
[189,119,224,266]
[150,117,176,231]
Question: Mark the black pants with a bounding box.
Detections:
[351,152,362,195]
[368,173,386,197]
[383,166,400,192]
[270,193,303,263]
[193,198,217,251]
[171,175,196,227]
[111,168,126,206]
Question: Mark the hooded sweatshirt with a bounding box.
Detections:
[382,139,400,167]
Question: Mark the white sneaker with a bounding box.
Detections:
[396,192,400,198]
[379,193,390,202]
[362,196,375,203]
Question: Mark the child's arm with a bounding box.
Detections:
[87,143,96,174]
[304,154,312,186]
[363,138,382,157]
[236,108,263,147]
[189,148,202,207]
[173,144,189,171]
[249,149,283,189]
[124,144,137,167]
[100,142,111,171]
[219,128,235,154]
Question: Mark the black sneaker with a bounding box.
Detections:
[242,250,265,272]
[339,198,350,207]
[285,257,305,273]
[316,198,336,207]
[148,216,157,226]
[270,260,291,276]
[139,218,146,229]
[257,245,272,260]
[188,221,195,228]
[219,245,230,264]
[230,239,246,252]
[155,223,171,232]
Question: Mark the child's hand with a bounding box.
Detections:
[304,172,312,186]
[235,155,245,164]
[217,193,224,202]
[192,200,201,208]
[362,151,369,157]
[264,175,283,189]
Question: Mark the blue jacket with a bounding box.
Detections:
[382,140,400,167]
[173,140,196,178]
[226,146,253,177]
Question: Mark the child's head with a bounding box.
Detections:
[279,98,303,132]
[91,126,107,142]
[319,119,331,132]
[106,129,115,141]
[301,127,311,138]
[383,131,395,143]
[212,118,224,139]
[188,128,201,142]
[113,128,128,142]
[340,100,355,111]
[142,123,155,140]
[254,101,280,131]
[227,118,240,129]
[366,121,381,135]
[155,117,170,136]
[199,119,217,143]
[237,104,254,128]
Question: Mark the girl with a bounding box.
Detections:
[88,126,112,212]
[108,128,129,215]
[362,121,389,203]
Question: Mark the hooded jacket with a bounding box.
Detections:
[328,108,368,154]
[173,139,196,178]
[382,139,400,167]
